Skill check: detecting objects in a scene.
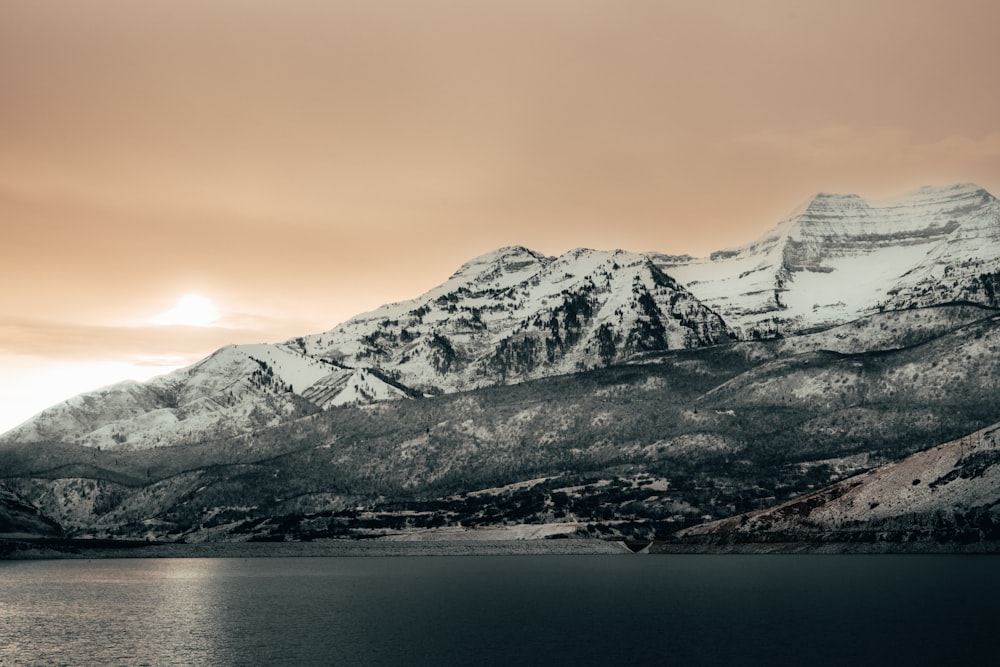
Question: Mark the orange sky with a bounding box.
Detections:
[2,0,999,431]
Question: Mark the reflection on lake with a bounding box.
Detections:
[1,555,996,666]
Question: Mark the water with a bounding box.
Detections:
[0,555,996,666]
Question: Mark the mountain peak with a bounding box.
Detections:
[447,245,551,285]
[785,183,995,221]
[878,182,995,209]
[664,182,1000,338]
[454,245,548,270]
[904,182,988,197]
[786,191,871,222]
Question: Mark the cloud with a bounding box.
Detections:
[738,126,1000,164]
[0,317,268,363]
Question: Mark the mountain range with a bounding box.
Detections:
[1,183,998,550]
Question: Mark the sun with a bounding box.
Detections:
[148,293,221,327]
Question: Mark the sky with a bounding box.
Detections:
[2,0,999,433]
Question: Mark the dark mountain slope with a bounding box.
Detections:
[0,484,63,538]
[4,307,999,541]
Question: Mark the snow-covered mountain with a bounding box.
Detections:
[660,183,1000,337]
[2,183,997,452]
[290,247,732,393]
[0,343,409,450]
[1,248,731,450]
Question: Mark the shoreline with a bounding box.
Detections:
[0,537,631,560]
[4,536,1000,559]
[648,540,1000,555]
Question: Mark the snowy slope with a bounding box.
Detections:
[660,183,1000,337]
[678,422,1000,543]
[0,340,424,451]
[233,343,336,393]
[1,345,312,451]
[879,185,1000,309]
[301,367,416,408]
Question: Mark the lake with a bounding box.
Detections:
[1,555,996,666]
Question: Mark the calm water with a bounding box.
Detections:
[0,555,996,666]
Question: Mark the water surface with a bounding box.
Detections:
[1,555,995,666]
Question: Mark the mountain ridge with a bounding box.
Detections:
[660,182,1000,337]
[2,183,997,457]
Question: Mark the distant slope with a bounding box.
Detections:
[0,345,318,451]
[703,310,1000,413]
[674,423,1000,545]
[0,344,415,451]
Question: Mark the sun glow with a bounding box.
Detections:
[148,294,221,327]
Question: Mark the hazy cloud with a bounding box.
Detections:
[0,317,273,362]
[739,126,1000,164]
